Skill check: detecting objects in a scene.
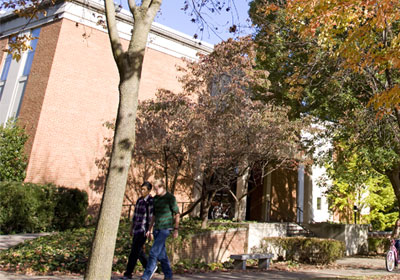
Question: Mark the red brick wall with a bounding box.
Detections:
[18,20,63,159]
[170,228,248,263]
[24,18,189,204]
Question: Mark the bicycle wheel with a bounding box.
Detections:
[386,250,395,272]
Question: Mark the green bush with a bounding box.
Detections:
[0,182,88,234]
[0,120,28,182]
[0,119,28,182]
[259,237,345,264]
[0,227,94,274]
[0,182,55,233]
[368,237,390,255]
[53,187,88,231]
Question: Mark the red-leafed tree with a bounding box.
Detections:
[135,37,305,228]
[134,89,196,197]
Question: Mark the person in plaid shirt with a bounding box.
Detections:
[121,181,154,280]
[141,179,180,280]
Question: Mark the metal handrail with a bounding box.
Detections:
[122,201,192,220]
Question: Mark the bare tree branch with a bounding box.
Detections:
[104,0,124,64]
[142,0,153,8]
[128,0,137,15]
[180,197,202,217]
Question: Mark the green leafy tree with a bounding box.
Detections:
[366,178,397,231]
[0,119,28,182]
[285,0,400,113]
[249,0,366,121]
[321,141,397,229]
[250,0,400,221]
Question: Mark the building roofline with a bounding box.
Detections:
[0,0,214,54]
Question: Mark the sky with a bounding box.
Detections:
[121,0,254,45]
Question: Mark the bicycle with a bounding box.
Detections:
[386,239,399,272]
[210,203,231,220]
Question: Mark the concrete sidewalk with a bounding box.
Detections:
[0,258,395,280]
[0,234,397,279]
[0,233,50,250]
[0,268,396,280]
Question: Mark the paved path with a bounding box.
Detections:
[0,257,395,280]
[0,268,396,280]
[0,234,398,279]
[0,233,50,250]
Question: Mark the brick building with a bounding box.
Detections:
[0,0,212,205]
[0,0,330,223]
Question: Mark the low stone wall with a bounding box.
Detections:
[244,223,288,253]
[170,222,368,264]
[170,227,248,263]
[305,223,368,255]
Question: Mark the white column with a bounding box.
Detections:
[297,164,304,224]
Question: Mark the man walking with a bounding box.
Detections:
[141,179,180,280]
[120,181,154,280]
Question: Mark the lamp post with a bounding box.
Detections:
[353,205,358,224]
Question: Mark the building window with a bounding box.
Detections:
[317,197,322,210]
[0,53,12,101]
[0,28,40,124]
[23,28,40,76]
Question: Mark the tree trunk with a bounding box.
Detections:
[85,1,161,278]
[387,163,400,219]
[200,189,217,229]
[235,166,249,222]
[201,201,210,229]
[85,78,138,280]
[199,186,208,228]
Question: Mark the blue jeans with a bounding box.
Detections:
[141,229,172,280]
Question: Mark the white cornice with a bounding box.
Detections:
[0,0,213,60]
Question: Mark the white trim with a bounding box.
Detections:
[0,0,213,60]
[0,29,31,124]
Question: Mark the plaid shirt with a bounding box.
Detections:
[132,195,154,236]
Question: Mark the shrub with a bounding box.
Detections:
[258,237,345,264]
[0,227,94,274]
[368,237,390,255]
[53,187,88,231]
[0,182,88,234]
[0,119,28,182]
[0,182,55,233]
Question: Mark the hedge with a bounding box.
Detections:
[0,182,88,234]
[0,119,28,182]
[368,237,391,255]
[258,237,345,264]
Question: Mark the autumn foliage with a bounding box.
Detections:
[284,0,400,113]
